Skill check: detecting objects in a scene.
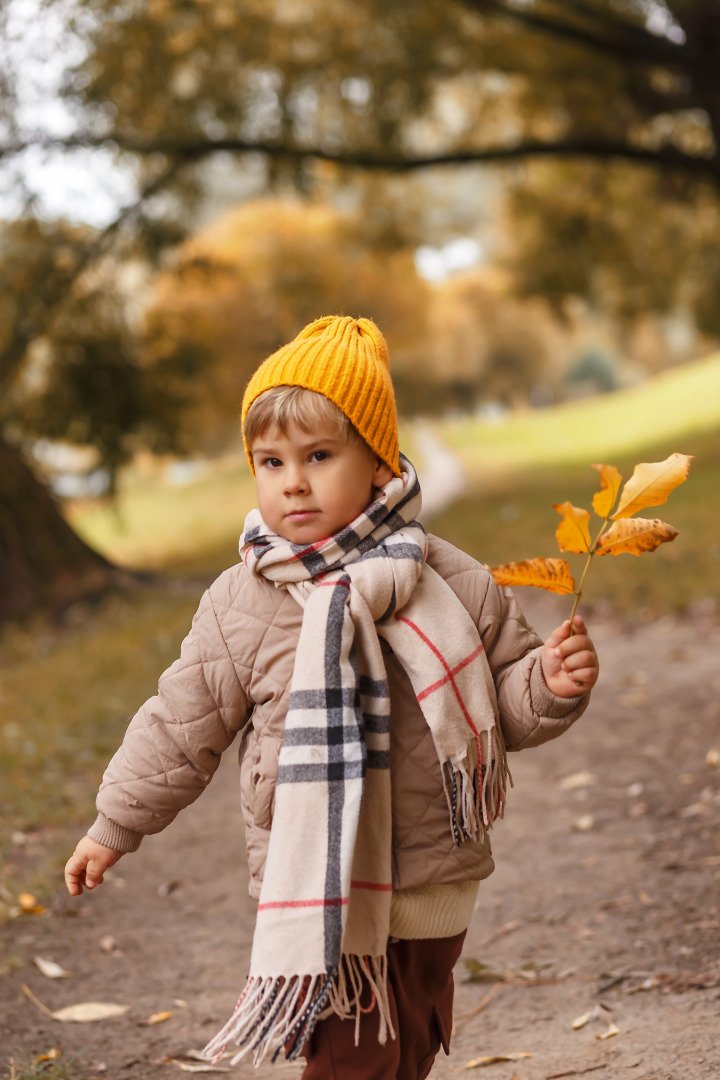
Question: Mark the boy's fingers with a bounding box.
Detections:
[561,651,595,672]
[545,620,572,648]
[64,855,87,895]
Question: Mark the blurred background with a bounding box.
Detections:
[1,0,719,898]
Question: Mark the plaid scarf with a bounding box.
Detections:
[203,456,508,1066]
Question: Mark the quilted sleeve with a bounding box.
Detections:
[474,573,589,751]
[88,586,251,853]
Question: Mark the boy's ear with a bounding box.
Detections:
[373,459,395,488]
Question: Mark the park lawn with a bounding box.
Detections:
[66,455,258,575]
[1,362,718,904]
[439,350,720,476]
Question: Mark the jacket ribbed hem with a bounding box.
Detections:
[88,813,143,854]
[389,880,479,940]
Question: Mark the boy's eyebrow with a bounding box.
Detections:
[252,432,344,455]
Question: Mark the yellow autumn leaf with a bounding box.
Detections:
[18,893,45,915]
[553,501,592,553]
[595,518,679,556]
[147,1010,175,1025]
[489,557,576,595]
[591,463,623,518]
[462,1052,533,1069]
[34,1049,60,1064]
[612,453,693,519]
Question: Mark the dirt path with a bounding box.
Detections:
[2,590,719,1080]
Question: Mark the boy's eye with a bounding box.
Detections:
[310,450,330,463]
[261,457,282,469]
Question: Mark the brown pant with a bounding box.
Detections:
[301,932,466,1080]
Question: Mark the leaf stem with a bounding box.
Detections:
[568,518,610,633]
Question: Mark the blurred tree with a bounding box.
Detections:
[143,199,430,450]
[2,0,720,618]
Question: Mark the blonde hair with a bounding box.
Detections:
[244,385,366,453]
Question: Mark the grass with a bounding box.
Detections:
[0,588,200,902]
[1,358,718,899]
[66,454,257,575]
[439,351,720,476]
[3,1058,87,1080]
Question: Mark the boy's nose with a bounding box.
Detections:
[284,466,309,495]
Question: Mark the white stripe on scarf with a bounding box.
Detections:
[203,456,508,1066]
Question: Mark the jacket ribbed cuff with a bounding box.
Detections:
[530,655,587,718]
[389,880,479,940]
[87,813,143,854]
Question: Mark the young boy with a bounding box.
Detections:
[65,315,599,1078]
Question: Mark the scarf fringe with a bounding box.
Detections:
[445,727,512,844]
[202,955,394,1067]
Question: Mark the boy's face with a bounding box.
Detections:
[251,420,394,544]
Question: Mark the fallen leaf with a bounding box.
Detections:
[168,1062,230,1073]
[34,1049,60,1063]
[559,771,596,791]
[612,453,692,519]
[572,1008,597,1030]
[706,749,720,768]
[638,889,653,906]
[572,815,595,832]
[595,1022,620,1040]
[158,880,181,897]
[463,959,509,983]
[462,1052,532,1069]
[34,957,72,979]
[23,984,130,1023]
[18,893,45,915]
[146,1010,175,1025]
[52,1002,131,1023]
[99,935,118,953]
[591,464,623,518]
[489,557,576,595]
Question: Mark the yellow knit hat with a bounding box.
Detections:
[241,315,400,476]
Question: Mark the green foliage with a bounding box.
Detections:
[505,163,720,335]
[2,1058,85,1080]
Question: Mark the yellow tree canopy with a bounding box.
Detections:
[143,199,430,451]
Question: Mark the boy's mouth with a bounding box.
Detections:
[285,509,319,521]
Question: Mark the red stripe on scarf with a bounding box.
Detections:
[289,538,333,560]
[394,615,481,738]
[416,645,484,703]
[258,897,349,911]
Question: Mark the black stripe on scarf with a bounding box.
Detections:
[323,577,359,969]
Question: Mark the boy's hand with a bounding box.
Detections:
[64,837,123,896]
[541,616,599,698]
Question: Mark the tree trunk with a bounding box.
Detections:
[0,433,115,624]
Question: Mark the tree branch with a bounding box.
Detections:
[0,156,185,388]
[456,0,687,63]
[1,131,717,180]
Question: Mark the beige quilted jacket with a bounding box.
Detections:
[89,535,588,898]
